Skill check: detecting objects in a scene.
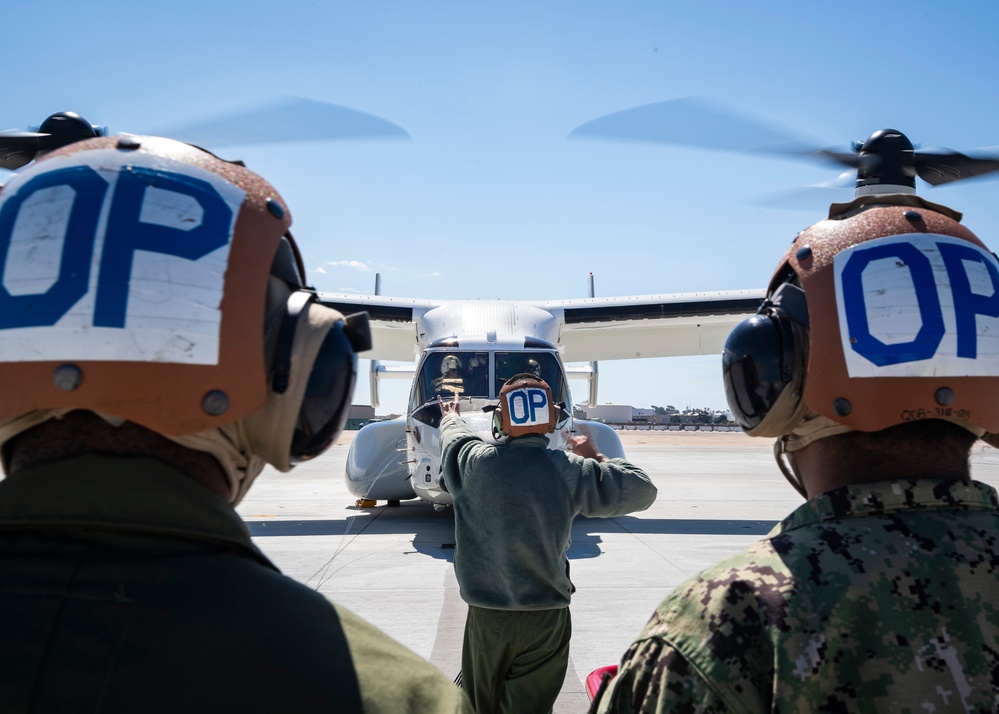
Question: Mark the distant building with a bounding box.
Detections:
[346,404,376,430]
[631,408,655,424]
[573,403,734,427]
[574,404,635,424]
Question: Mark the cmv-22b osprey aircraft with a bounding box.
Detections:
[319,278,763,509]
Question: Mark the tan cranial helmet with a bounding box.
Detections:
[723,194,999,458]
[0,135,369,503]
[494,373,557,438]
[441,355,462,374]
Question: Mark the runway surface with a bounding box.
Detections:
[236,429,999,712]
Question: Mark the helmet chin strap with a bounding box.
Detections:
[774,436,808,499]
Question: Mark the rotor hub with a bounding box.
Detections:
[36,112,100,153]
[853,129,917,195]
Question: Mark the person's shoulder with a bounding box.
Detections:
[201,557,359,643]
[607,547,785,714]
[691,538,788,587]
[641,539,790,639]
[335,604,472,713]
[439,414,477,440]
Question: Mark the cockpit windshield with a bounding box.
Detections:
[418,352,490,402]
[494,351,566,403]
[413,350,567,406]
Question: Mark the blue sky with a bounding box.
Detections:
[7,1,999,414]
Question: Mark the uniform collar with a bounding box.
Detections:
[507,434,550,448]
[779,479,999,534]
[0,454,275,568]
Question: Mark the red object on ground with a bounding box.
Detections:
[585,665,619,701]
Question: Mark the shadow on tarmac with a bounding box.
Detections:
[247,511,777,539]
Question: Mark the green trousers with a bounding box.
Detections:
[461,605,572,714]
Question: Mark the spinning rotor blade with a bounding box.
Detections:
[0,130,46,170]
[914,149,999,186]
[815,145,999,186]
[163,96,410,148]
[811,148,861,168]
[569,96,814,157]
[753,170,858,211]
[0,111,103,170]
[571,97,999,195]
[0,98,409,174]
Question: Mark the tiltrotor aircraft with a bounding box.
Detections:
[321,277,762,509]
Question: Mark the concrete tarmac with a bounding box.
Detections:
[236,430,999,712]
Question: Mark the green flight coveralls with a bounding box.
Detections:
[0,454,471,713]
[440,414,657,714]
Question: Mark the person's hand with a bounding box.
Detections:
[438,394,461,416]
[569,435,608,462]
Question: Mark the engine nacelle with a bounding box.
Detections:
[571,419,626,460]
[345,419,415,501]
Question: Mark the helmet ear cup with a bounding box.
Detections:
[289,318,357,462]
[244,288,366,469]
[722,283,809,435]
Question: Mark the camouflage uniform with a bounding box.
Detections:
[595,479,999,713]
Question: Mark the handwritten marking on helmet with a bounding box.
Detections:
[834,234,999,377]
[901,406,970,421]
[0,150,244,365]
[505,387,549,426]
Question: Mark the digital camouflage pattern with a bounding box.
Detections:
[595,479,999,713]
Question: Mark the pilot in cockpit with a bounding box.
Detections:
[496,355,542,391]
[433,354,464,396]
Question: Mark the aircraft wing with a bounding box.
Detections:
[533,289,764,361]
[318,293,442,361]
[319,289,764,363]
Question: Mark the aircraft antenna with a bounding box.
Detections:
[587,272,599,405]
